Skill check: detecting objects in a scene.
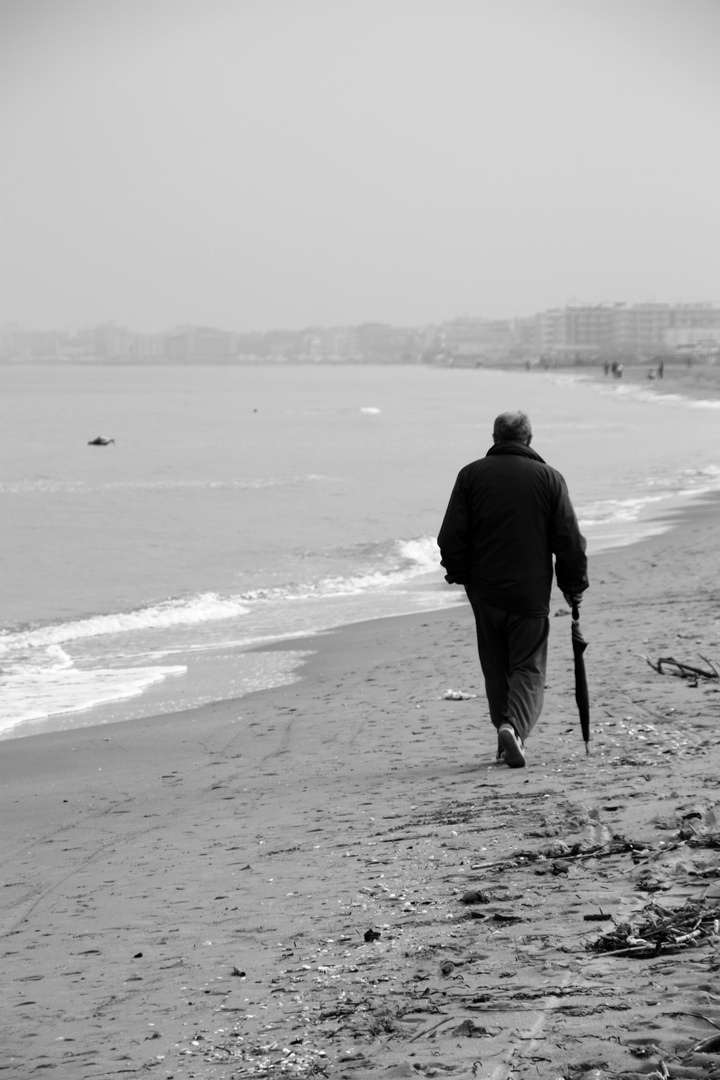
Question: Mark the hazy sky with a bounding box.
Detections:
[2,0,719,332]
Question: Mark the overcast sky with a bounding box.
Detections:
[2,0,719,333]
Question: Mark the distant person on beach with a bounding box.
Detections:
[437,411,588,768]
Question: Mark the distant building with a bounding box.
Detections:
[431,317,535,365]
[77,322,130,359]
[664,325,720,361]
[538,302,720,361]
[127,333,164,360]
[351,323,420,363]
[303,326,358,361]
[162,325,236,362]
[0,325,60,360]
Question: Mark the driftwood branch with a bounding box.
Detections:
[643,655,719,680]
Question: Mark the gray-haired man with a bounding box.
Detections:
[438,411,588,767]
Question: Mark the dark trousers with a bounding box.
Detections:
[465,588,549,743]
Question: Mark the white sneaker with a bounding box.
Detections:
[498,723,526,768]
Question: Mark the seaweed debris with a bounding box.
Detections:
[643,655,719,680]
[587,899,720,958]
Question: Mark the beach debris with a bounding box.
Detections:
[691,1033,720,1054]
[443,689,478,700]
[644,654,719,680]
[679,818,720,848]
[461,889,492,904]
[471,834,644,872]
[587,898,720,958]
[450,1018,490,1037]
[364,928,381,942]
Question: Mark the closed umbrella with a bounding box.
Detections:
[571,601,590,754]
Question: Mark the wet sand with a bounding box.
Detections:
[2,504,720,1078]
[569,357,720,403]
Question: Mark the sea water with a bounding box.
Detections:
[2,362,719,740]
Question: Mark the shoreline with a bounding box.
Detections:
[542,356,720,404]
[4,477,719,745]
[2,491,720,1077]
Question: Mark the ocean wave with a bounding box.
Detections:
[0,535,444,735]
[577,465,720,529]
[398,536,442,569]
[240,536,441,599]
[0,536,442,650]
[644,463,720,490]
[1,593,252,649]
[314,537,441,595]
[1,643,74,677]
[0,662,186,734]
[565,372,720,411]
[577,494,666,528]
[0,474,334,495]
[608,383,720,410]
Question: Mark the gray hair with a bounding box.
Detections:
[493,411,532,443]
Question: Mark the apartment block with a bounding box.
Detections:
[539,303,720,359]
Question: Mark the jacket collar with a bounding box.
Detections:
[487,441,546,464]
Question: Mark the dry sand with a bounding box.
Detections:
[3,464,720,1079]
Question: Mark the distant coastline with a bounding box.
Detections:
[3,301,720,367]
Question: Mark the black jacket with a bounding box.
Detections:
[437,441,588,617]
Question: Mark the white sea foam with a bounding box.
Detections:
[609,383,720,410]
[566,372,720,411]
[577,494,667,528]
[646,463,720,490]
[0,642,74,676]
[577,463,720,530]
[398,536,441,569]
[1,594,251,650]
[0,661,186,736]
[237,536,441,602]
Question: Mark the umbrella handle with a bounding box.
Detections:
[572,602,580,621]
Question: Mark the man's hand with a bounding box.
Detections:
[561,591,587,617]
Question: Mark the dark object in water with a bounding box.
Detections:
[88,436,115,446]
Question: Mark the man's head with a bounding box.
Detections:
[493,411,532,445]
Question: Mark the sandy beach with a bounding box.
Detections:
[3,411,720,1078]
[580,357,720,402]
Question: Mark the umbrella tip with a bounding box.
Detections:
[585,742,590,755]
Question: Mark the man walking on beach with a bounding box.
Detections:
[438,411,588,768]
